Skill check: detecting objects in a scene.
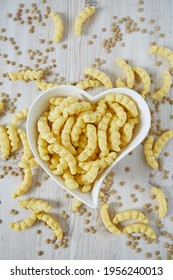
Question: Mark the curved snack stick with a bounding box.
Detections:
[37,213,63,240]
[53,157,69,174]
[105,94,138,117]
[101,204,122,235]
[75,5,95,36]
[49,154,60,170]
[63,171,79,189]
[115,59,135,89]
[52,116,67,141]
[151,186,168,218]
[18,128,33,163]
[6,124,20,153]
[12,109,29,125]
[50,11,64,43]
[98,113,112,157]
[85,68,113,89]
[61,116,76,155]
[59,158,68,169]
[59,96,78,112]
[81,184,92,193]
[18,199,52,212]
[123,223,157,239]
[37,112,56,144]
[48,143,57,154]
[76,78,101,89]
[144,135,158,169]
[82,99,107,124]
[12,168,32,198]
[38,134,50,161]
[116,78,126,87]
[0,126,11,159]
[149,45,173,66]
[108,115,121,152]
[72,199,83,212]
[10,212,38,231]
[113,210,148,224]
[76,133,87,155]
[77,124,97,161]
[62,101,92,118]
[78,162,99,184]
[71,115,86,147]
[0,100,4,111]
[48,106,62,123]
[79,152,117,171]
[50,97,63,105]
[153,130,173,157]
[107,101,126,127]
[36,81,58,90]
[18,158,38,169]
[151,71,172,99]
[120,122,135,148]
[121,117,138,147]
[8,70,43,81]
[133,66,151,96]
[53,143,77,175]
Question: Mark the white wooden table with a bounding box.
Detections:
[0,0,173,260]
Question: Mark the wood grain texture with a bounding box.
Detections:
[0,0,173,260]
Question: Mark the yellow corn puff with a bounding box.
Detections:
[63,171,79,189]
[0,100,4,111]
[49,154,60,170]
[108,115,121,152]
[149,45,173,66]
[98,113,112,157]
[105,94,138,117]
[76,78,101,89]
[36,81,58,90]
[12,168,32,198]
[61,116,76,155]
[37,213,63,240]
[85,68,113,89]
[133,66,151,96]
[10,212,38,231]
[37,112,56,144]
[115,59,135,89]
[50,11,64,43]
[38,134,50,161]
[6,124,20,153]
[8,70,43,81]
[53,143,77,175]
[63,101,92,118]
[77,124,97,161]
[0,126,11,159]
[107,101,127,127]
[123,223,157,239]
[12,109,29,125]
[153,130,173,157]
[18,128,33,163]
[144,136,158,169]
[18,199,52,212]
[101,204,122,235]
[113,210,148,224]
[151,71,172,99]
[72,199,83,212]
[75,5,95,36]
[18,158,38,168]
[151,186,168,218]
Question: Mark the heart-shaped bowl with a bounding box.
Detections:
[27,85,151,208]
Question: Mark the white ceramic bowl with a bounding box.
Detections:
[27,86,151,208]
